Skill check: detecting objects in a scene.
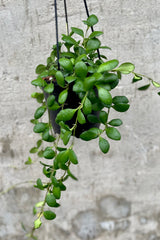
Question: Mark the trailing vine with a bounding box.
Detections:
[27,14,160,239]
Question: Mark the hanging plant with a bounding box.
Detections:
[26,8,160,239]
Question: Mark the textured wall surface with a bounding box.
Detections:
[0,0,160,239]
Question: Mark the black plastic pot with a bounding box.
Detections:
[43,80,100,138]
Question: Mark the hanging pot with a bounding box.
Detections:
[43,77,100,138]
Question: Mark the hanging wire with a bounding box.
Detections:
[83,0,101,59]
[54,0,60,70]
[63,0,69,35]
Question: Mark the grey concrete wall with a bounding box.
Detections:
[0,0,160,239]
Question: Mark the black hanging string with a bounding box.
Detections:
[54,0,60,70]
[83,0,101,59]
[63,0,69,35]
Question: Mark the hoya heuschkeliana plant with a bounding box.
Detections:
[26,15,160,238]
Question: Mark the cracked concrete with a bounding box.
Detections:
[0,0,160,239]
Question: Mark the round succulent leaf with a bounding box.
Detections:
[99,111,108,124]
[112,96,129,105]
[86,14,98,26]
[77,109,86,124]
[89,31,103,39]
[56,109,76,123]
[71,27,84,37]
[34,106,46,119]
[84,76,96,90]
[46,193,56,207]
[59,58,73,72]
[152,80,160,88]
[34,218,42,229]
[55,71,65,87]
[36,178,44,190]
[115,62,135,74]
[62,131,72,145]
[65,76,76,84]
[106,127,121,141]
[86,38,101,51]
[112,103,130,112]
[73,80,85,92]
[43,211,56,220]
[44,83,54,94]
[36,64,46,74]
[30,147,38,154]
[83,97,92,115]
[99,136,110,153]
[53,187,61,199]
[97,59,119,73]
[108,119,123,126]
[138,84,150,90]
[43,147,55,159]
[69,149,78,165]
[47,95,55,107]
[33,123,47,133]
[80,128,101,141]
[31,77,46,87]
[97,87,112,105]
[58,89,68,104]
[75,61,88,79]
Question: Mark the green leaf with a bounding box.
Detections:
[34,218,42,229]
[44,83,54,93]
[31,77,46,87]
[101,73,118,83]
[25,157,32,165]
[69,149,78,164]
[37,140,42,148]
[33,123,47,133]
[80,128,101,141]
[83,97,92,115]
[38,150,44,157]
[62,34,77,45]
[65,76,76,84]
[42,129,56,142]
[89,31,103,39]
[62,131,72,145]
[30,147,38,154]
[59,58,73,72]
[35,201,44,208]
[56,109,76,123]
[77,110,86,124]
[51,176,59,187]
[36,64,46,74]
[152,80,160,88]
[71,27,84,37]
[99,111,108,124]
[99,137,110,153]
[36,178,44,190]
[86,38,101,51]
[112,96,129,105]
[73,80,85,92]
[31,92,44,103]
[67,169,78,181]
[43,211,56,220]
[53,187,61,199]
[58,89,68,104]
[84,76,96,90]
[97,59,119,73]
[59,182,66,191]
[55,71,65,87]
[34,106,46,119]
[106,127,121,140]
[47,95,55,107]
[87,114,100,123]
[46,193,56,207]
[85,14,98,27]
[138,84,150,90]
[75,61,88,79]
[75,54,87,63]
[115,62,135,74]
[43,147,55,159]
[132,74,142,83]
[97,87,112,105]
[108,119,123,126]
[158,92,160,96]
[112,104,130,112]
